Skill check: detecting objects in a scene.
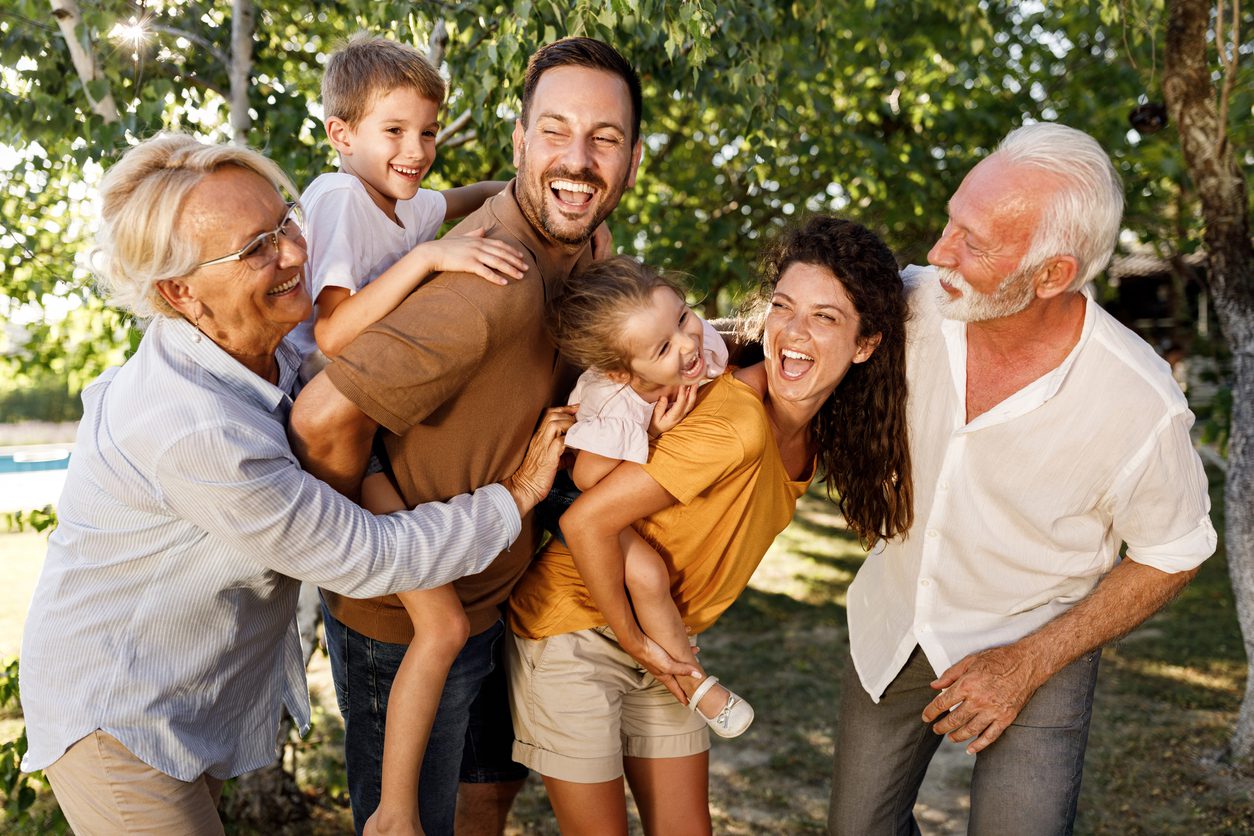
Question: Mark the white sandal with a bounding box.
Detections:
[688,675,754,738]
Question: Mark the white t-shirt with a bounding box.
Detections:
[848,266,1216,701]
[288,172,446,359]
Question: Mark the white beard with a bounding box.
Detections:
[935,265,1038,322]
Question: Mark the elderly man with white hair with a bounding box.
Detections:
[828,123,1216,835]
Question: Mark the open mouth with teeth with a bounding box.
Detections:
[550,179,597,208]
[391,163,424,181]
[779,348,814,380]
[680,352,706,380]
[267,274,302,296]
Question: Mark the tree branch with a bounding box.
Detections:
[148,23,230,69]
[436,108,473,145]
[438,130,477,151]
[48,0,119,123]
[427,18,448,68]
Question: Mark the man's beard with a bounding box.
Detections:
[515,144,621,248]
[936,263,1039,322]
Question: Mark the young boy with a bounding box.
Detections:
[290,32,525,368]
[294,33,526,836]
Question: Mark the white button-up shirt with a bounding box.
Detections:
[20,315,520,780]
[848,267,1216,701]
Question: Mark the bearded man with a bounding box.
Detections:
[291,37,642,836]
[827,123,1216,835]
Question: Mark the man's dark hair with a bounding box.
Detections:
[521,37,642,144]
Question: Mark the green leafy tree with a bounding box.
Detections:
[3,0,1250,823]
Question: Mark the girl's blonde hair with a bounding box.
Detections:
[547,255,687,374]
[92,133,299,319]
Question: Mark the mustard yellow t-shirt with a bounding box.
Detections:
[509,372,812,639]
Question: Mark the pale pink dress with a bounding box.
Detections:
[564,319,729,464]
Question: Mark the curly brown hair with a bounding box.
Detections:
[748,215,913,547]
[547,255,687,374]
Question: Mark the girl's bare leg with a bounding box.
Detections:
[360,474,471,836]
[620,529,730,718]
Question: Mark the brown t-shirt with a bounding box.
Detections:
[322,181,590,643]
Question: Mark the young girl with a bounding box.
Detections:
[547,254,753,737]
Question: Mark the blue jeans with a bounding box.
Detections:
[828,644,1101,836]
[321,600,527,835]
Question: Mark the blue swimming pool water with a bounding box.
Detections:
[0,451,71,474]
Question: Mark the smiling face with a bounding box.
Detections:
[612,285,708,400]
[160,166,310,358]
[764,262,879,413]
[327,87,440,220]
[512,65,642,250]
[927,155,1055,322]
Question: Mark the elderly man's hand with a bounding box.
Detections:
[921,643,1047,755]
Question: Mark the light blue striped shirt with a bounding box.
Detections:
[20,315,520,780]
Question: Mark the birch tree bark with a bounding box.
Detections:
[228,0,254,145]
[1163,0,1254,768]
[48,0,119,124]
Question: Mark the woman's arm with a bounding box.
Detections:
[162,405,574,598]
[562,462,699,693]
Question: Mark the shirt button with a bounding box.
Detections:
[926,529,938,538]
[940,481,950,491]
[920,578,931,587]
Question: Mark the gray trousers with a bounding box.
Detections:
[828,644,1101,836]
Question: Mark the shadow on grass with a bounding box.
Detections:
[719,583,848,633]
[703,586,851,833]
[784,509,864,546]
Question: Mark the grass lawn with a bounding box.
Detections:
[2,469,1251,833]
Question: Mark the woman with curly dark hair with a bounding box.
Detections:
[507,214,913,834]
[748,213,914,546]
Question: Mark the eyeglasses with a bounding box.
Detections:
[196,201,305,270]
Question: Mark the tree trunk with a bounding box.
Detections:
[1163,0,1254,768]
[48,0,119,123]
[229,0,255,145]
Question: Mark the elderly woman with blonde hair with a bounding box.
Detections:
[18,133,572,834]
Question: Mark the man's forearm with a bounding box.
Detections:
[1015,557,1197,687]
[289,371,378,500]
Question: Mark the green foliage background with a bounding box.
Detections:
[2,0,1249,386]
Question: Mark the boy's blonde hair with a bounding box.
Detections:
[547,255,688,375]
[322,32,446,127]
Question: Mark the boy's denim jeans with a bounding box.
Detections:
[320,599,525,835]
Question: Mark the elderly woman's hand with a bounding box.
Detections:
[503,406,578,516]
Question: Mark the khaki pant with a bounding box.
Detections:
[44,730,225,835]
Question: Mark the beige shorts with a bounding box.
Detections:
[508,627,709,783]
